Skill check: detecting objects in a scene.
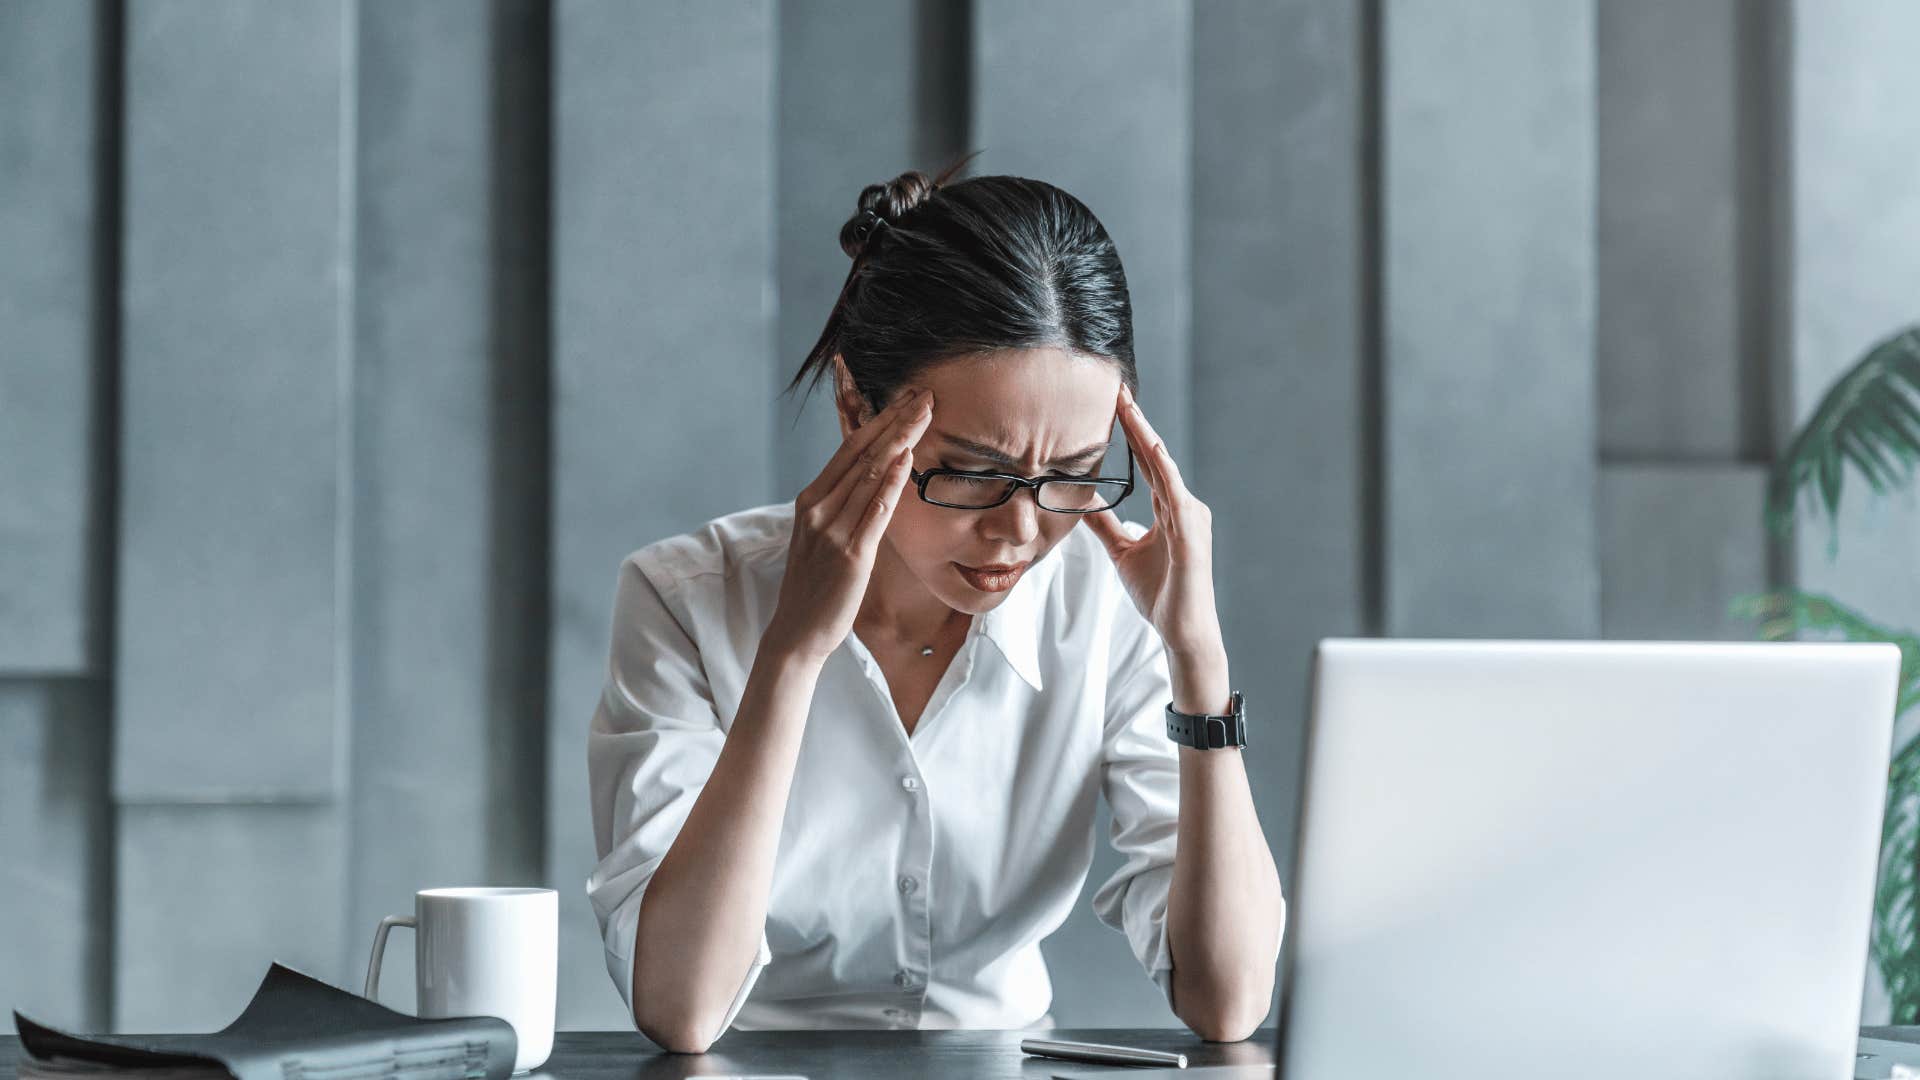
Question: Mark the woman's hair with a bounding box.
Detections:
[787,152,1139,415]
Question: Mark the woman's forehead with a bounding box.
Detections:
[931,424,1114,470]
[917,348,1120,431]
[917,349,1121,411]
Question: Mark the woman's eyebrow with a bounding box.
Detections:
[937,432,1110,469]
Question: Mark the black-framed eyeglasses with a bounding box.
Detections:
[909,446,1134,513]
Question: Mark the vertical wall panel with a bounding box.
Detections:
[0,682,111,1032]
[348,0,549,1006]
[970,0,1193,475]
[1785,0,1920,624]
[774,1,965,499]
[0,0,105,674]
[115,0,351,801]
[114,0,353,1026]
[1599,465,1768,640]
[1192,0,1367,1032]
[1596,0,1751,462]
[550,0,778,1029]
[969,0,1194,1028]
[115,805,345,1030]
[1381,0,1599,638]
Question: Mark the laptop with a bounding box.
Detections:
[1053,639,1899,1080]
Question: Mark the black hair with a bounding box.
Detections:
[786,151,1139,417]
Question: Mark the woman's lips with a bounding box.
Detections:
[955,561,1028,592]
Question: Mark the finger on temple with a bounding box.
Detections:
[1083,509,1131,559]
[851,446,916,550]
[835,406,931,532]
[816,431,893,523]
[814,390,925,512]
[1119,406,1167,497]
[1121,394,1189,502]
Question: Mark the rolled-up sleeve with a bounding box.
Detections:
[1088,534,1182,1005]
[585,555,772,1041]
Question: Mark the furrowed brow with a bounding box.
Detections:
[938,433,1110,470]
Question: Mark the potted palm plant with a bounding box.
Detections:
[1734,325,1920,1020]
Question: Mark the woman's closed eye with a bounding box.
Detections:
[940,461,1013,478]
[946,472,1005,487]
[939,462,1101,480]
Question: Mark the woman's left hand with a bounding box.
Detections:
[1084,382,1226,661]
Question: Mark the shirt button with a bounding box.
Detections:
[900,776,920,792]
[897,875,919,894]
[894,968,916,988]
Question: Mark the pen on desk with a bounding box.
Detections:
[1019,1037,1188,1068]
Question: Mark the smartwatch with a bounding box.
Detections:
[1165,690,1247,750]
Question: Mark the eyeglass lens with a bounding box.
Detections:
[921,473,1128,511]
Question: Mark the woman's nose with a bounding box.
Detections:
[979,488,1041,546]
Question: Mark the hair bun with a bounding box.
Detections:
[839,170,939,259]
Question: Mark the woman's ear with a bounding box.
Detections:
[831,354,867,439]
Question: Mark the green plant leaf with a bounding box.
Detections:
[1876,782,1920,1022]
[1730,590,1920,713]
[1766,325,1920,546]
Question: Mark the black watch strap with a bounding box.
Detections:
[1165,690,1247,750]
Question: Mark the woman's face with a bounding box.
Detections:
[840,347,1125,615]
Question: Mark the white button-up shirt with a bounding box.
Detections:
[585,500,1181,1037]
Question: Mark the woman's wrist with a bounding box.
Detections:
[757,613,838,675]
[734,623,830,743]
[1168,648,1232,718]
[1166,631,1226,665]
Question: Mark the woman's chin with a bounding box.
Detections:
[942,592,1002,616]
[927,578,1007,616]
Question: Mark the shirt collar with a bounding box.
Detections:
[976,558,1046,693]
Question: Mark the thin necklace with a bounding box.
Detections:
[916,614,967,656]
[862,602,962,657]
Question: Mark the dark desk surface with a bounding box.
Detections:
[0,1029,1277,1080]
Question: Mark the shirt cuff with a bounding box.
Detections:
[589,861,773,1039]
[1107,862,1177,1006]
[1134,873,1288,1010]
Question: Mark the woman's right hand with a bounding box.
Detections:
[764,385,935,666]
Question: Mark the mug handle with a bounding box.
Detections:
[364,914,417,999]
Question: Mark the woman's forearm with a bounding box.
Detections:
[1164,646,1285,1041]
[630,633,823,1052]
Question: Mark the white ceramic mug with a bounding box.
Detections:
[364,886,557,1074]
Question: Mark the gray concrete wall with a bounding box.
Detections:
[548,0,779,1030]
[348,0,550,1014]
[112,0,354,1031]
[1593,0,1778,651]
[1382,0,1599,639]
[2,0,1909,1034]
[0,0,106,677]
[1190,0,1367,1031]
[0,0,113,1033]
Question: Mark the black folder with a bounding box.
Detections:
[13,963,517,1080]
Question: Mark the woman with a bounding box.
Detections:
[585,159,1284,1054]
